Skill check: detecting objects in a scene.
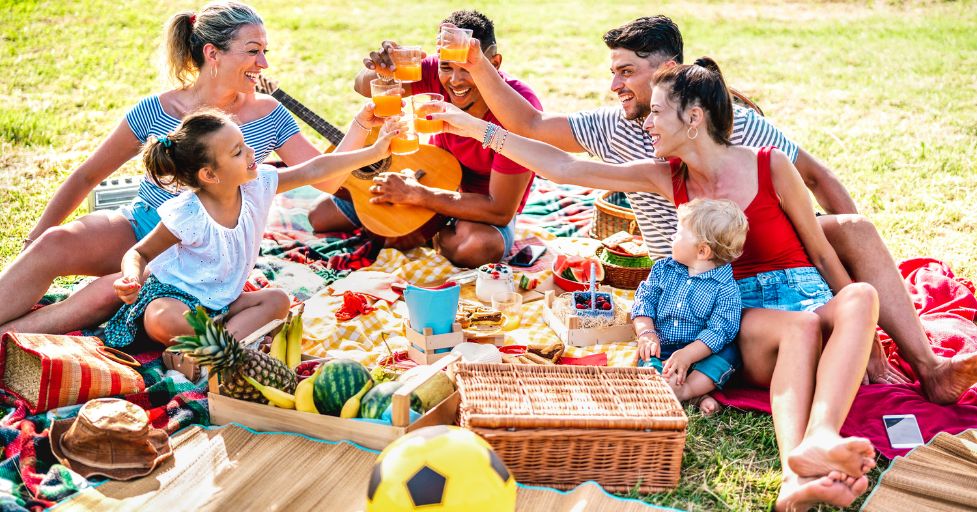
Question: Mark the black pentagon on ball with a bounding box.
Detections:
[367,462,382,501]
[488,449,512,482]
[406,466,447,506]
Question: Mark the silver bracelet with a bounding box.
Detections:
[637,328,658,339]
[352,117,370,131]
[481,123,498,149]
[493,128,508,153]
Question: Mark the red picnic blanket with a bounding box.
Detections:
[714,258,977,458]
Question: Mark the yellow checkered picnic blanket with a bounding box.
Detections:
[300,231,640,368]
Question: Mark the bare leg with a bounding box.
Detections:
[144,290,289,347]
[820,214,977,403]
[739,308,873,509]
[787,283,878,479]
[667,370,720,415]
[435,221,505,268]
[307,195,357,233]
[224,289,291,340]
[0,212,135,330]
[0,274,122,334]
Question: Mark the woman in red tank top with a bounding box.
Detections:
[434,57,880,511]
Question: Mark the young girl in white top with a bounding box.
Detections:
[104,105,400,347]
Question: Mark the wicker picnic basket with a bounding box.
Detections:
[596,246,652,290]
[590,191,639,241]
[455,363,687,493]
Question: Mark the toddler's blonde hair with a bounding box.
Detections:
[677,198,748,264]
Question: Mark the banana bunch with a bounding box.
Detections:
[269,304,305,370]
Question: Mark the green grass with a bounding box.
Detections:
[2,1,975,510]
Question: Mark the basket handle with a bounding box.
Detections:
[628,220,638,235]
[98,346,141,367]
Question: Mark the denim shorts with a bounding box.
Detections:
[118,197,161,242]
[736,266,833,313]
[640,342,741,389]
[334,196,516,259]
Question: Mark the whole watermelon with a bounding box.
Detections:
[360,381,423,420]
[313,359,372,416]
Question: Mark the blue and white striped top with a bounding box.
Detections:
[567,105,798,261]
[125,95,301,209]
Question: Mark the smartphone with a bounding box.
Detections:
[509,245,547,267]
[883,414,924,449]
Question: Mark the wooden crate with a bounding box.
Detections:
[207,319,461,450]
[406,322,465,364]
[542,291,636,347]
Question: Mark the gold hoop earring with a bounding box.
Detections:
[687,126,699,140]
[211,62,218,79]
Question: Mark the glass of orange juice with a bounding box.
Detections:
[492,291,523,331]
[438,27,472,63]
[388,116,419,155]
[412,93,444,134]
[391,46,423,82]
[370,78,403,118]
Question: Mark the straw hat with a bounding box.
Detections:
[49,398,172,480]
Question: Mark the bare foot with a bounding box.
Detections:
[697,395,722,416]
[921,352,977,404]
[775,474,865,512]
[866,333,911,385]
[787,433,875,478]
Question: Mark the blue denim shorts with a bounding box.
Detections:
[737,266,833,313]
[640,342,741,389]
[118,197,161,242]
[334,196,517,259]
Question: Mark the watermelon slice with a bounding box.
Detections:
[553,254,604,283]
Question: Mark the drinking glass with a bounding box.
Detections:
[492,291,523,331]
[438,27,473,63]
[391,46,423,82]
[412,93,444,134]
[370,78,403,118]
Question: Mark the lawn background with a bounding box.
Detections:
[2,1,976,510]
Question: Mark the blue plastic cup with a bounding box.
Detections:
[403,283,460,335]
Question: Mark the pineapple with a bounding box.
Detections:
[168,306,296,403]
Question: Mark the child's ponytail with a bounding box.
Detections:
[142,108,234,189]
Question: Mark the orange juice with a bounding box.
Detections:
[372,94,402,117]
[439,47,469,63]
[414,116,443,134]
[390,133,419,155]
[502,313,521,331]
[394,63,422,82]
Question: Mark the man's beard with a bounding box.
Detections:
[624,103,651,121]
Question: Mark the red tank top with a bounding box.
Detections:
[671,146,812,280]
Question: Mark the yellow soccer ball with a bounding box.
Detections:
[366,425,517,511]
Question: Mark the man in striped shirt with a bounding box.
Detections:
[456,15,977,405]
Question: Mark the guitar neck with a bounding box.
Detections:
[271,89,346,147]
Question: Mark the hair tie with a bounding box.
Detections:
[157,135,173,148]
[189,14,197,27]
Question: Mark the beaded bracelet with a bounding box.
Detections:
[636,328,658,339]
[481,122,498,149]
[493,128,508,153]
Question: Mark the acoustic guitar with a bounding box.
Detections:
[257,77,462,238]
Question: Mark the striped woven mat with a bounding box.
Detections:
[52,424,671,512]
[863,428,977,511]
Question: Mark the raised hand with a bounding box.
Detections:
[364,40,400,78]
[427,101,488,139]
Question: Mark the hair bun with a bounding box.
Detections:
[693,56,721,74]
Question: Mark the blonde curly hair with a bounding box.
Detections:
[677,198,748,265]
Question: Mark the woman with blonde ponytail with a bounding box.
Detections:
[0,2,348,335]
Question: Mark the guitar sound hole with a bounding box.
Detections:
[352,157,392,180]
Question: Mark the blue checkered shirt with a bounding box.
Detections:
[631,257,742,353]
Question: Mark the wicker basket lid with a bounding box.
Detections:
[455,363,688,431]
